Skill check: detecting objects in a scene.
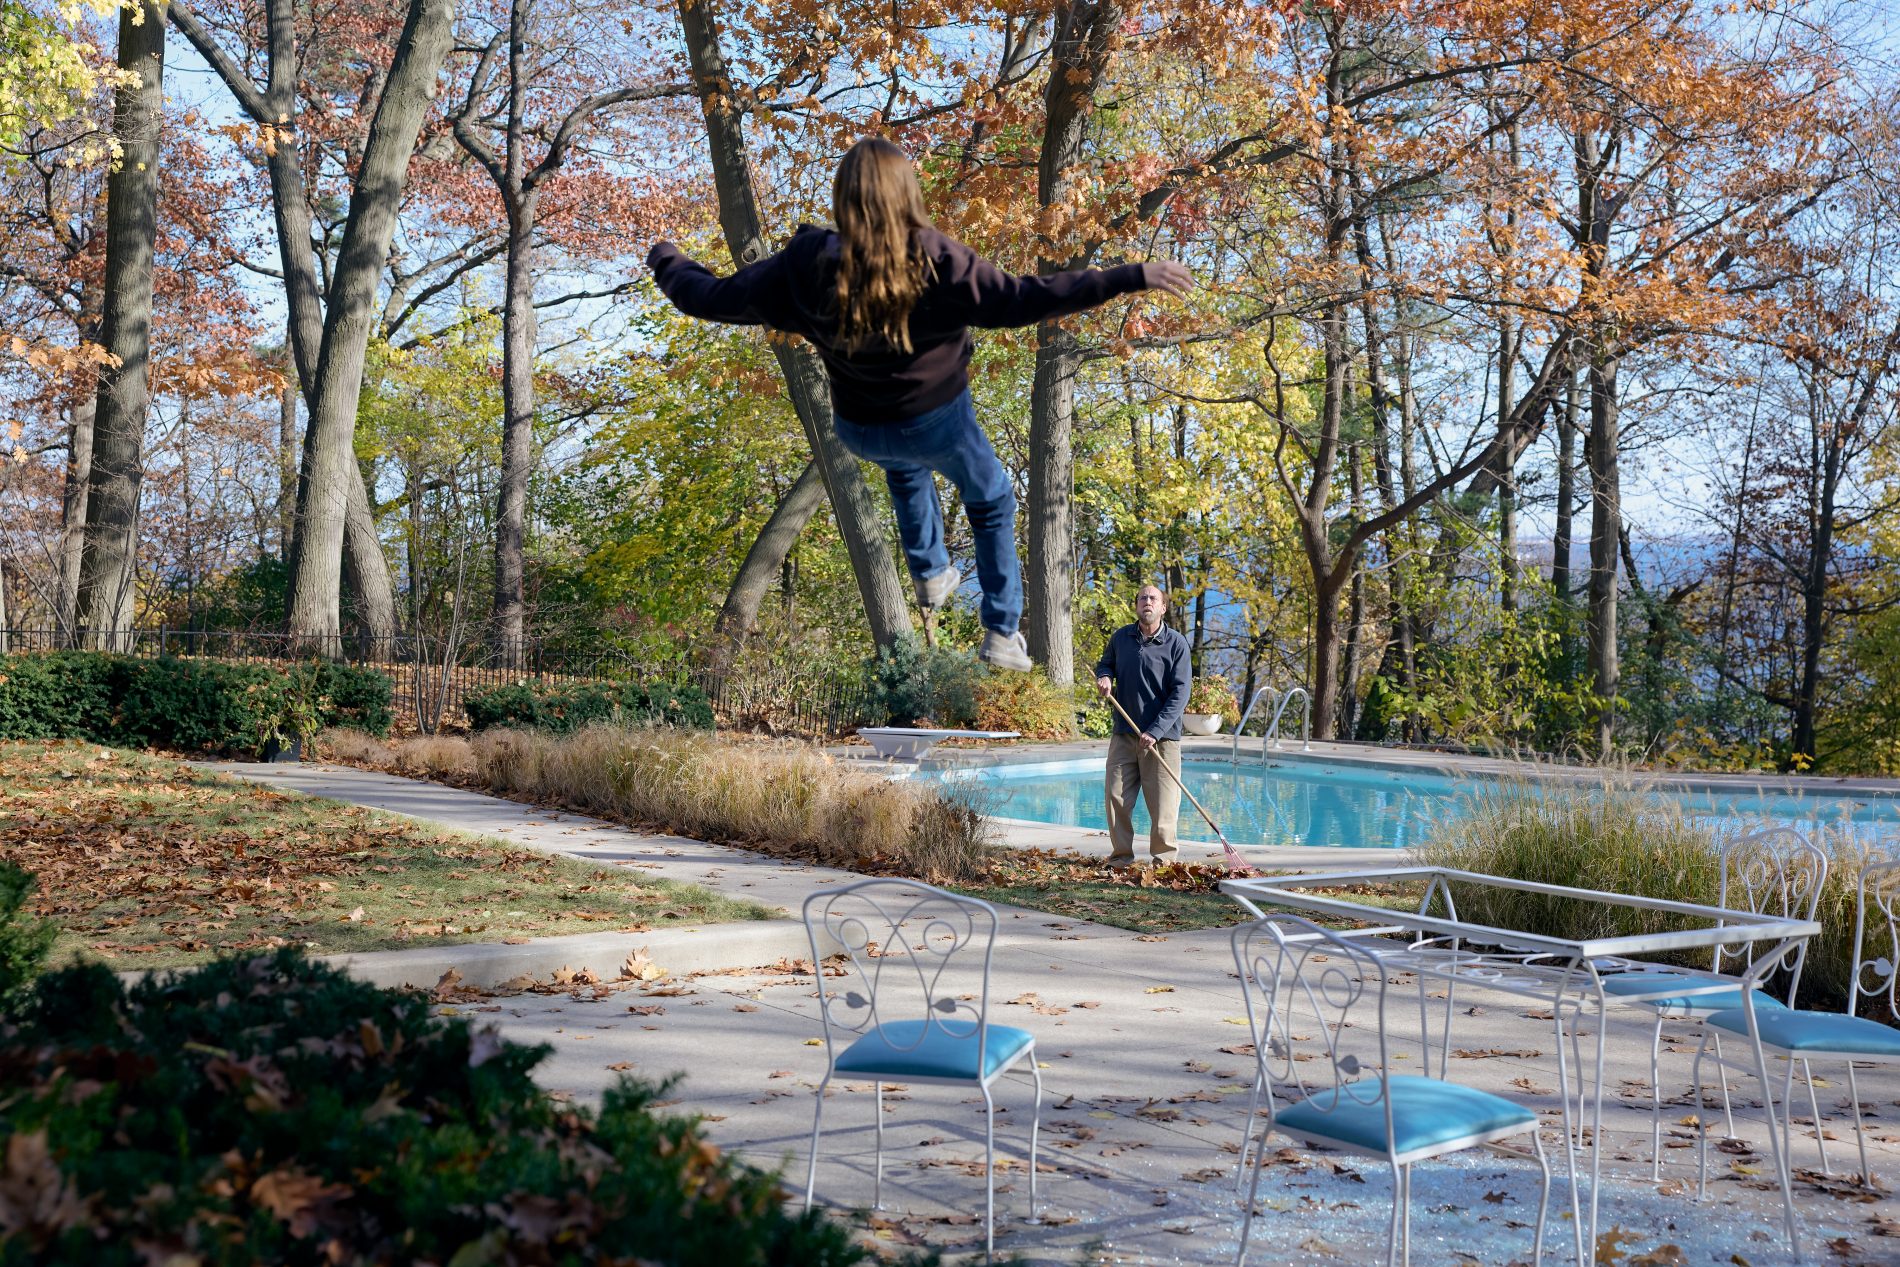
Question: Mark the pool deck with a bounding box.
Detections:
[829,736,1900,871]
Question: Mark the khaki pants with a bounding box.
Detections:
[1104,732,1181,863]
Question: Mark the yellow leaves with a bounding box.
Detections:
[5,336,117,376]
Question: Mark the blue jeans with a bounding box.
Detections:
[833,390,1022,635]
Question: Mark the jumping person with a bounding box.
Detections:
[647,137,1192,671]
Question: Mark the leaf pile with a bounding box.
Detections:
[0,949,888,1266]
[959,849,1254,934]
[0,741,758,968]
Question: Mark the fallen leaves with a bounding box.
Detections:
[2,741,719,965]
[621,949,665,982]
[250,1168,351,1238]
[1453,1048,1542,1060]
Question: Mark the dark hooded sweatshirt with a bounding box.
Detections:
[647,226,1153,423]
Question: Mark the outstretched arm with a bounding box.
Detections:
[647,241,784,326]
[954,253,1193,329]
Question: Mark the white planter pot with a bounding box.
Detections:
[1182,712,1223,736]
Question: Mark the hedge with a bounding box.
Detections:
[464,678,714,734]
[0,949,886,1266]
[0,651,392,753]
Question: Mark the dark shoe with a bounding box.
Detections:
[978,629,1032,672]
[915,564,961,610]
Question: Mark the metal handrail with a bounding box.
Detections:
[1229,686,1278,763]
[1265,687,1311,752]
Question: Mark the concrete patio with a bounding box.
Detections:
[209,762,1900,1265]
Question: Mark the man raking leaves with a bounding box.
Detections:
[1095,584,1253,874]
[648,137,1191,671]
[1099,686,1255,876]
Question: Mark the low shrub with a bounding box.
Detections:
[973,671,1074,739]
[464,677,714,734]
[0,651,392,753]
[467,726,992,884]
[1418,778,1869,1010]
[0,949,881,1266]
[1074,683,1113,739]
[0,865,55,1015]
[864,634,981,727]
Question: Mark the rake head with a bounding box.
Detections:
[1220,836,1255,876]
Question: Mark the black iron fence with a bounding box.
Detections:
[0,628,881,740]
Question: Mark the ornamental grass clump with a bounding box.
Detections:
[468,726,991,884]
[0,949,883,1266]
[1418,779,1726,969]
[1418,777,1872,1009]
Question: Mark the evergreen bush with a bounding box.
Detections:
[0,652,392,752]
[864,634,981,728]
[463,677,715,734]
[0,865,54,1016]
[0,949,888,1266]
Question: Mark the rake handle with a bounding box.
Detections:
[1098,686,1229,844]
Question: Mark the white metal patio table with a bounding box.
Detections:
[1221,865,1820,1265]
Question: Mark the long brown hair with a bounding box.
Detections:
[832,138,935,354]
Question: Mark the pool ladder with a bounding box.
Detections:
[1230,686,1311,763]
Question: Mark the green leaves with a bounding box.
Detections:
[0,863,55,1014]
[0,949,884,1266]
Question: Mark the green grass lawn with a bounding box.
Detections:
[1,740,772,970]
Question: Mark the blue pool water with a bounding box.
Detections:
[943,757,1900,851]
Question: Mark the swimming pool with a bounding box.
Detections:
[942,756,1900,851]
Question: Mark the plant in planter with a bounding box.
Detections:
[1184,674,1236,735]
[254,665,330,761]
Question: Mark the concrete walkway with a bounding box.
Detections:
[213,762,1900,1266]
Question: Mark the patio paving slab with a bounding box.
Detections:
[206,761,1900,1265]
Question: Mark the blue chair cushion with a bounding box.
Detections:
[1705,1008,1900,1057]
[1600,973,1788,1014]
[833,1020,1034,1081]
[1276,1075,1536,1157]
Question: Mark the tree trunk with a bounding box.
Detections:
[492,213,537,662]
[342,473,398,641]
[56,396,95,643]
[1024,0,1120,684]
[674,0,909,652]
[489,0,537,664]
[1339,449,1368,737]
[1191,575,1206,676]
[1496,311,1519,609]
[708,459,826,677]
[278,370,297,559]
[1551,362,1578,607]
[1792,373,1845,763]
[1585,348,1621,754]
[77,0,166,647]
[1026,327,1080,681]
[284,0,454,649]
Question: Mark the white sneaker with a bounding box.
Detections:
[915,564,961,611]
[978,629,1033,672]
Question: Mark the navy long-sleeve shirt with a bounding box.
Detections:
[648,226,1153,422]
[1094,623,1192,741]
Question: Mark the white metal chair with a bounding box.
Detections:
[1230,914,1552,1267]
[801,878,1042,1257]
[1693,856,1900,1255]
[1591,827,1828,1177]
